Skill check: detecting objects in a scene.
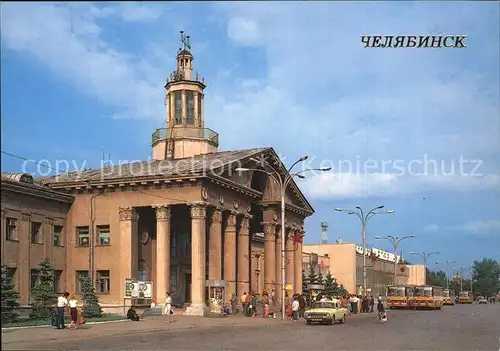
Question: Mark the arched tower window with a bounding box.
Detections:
[174,90,182,124]
[186,91,194,125]
[197,93,202,125]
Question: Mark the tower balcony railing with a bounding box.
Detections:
[152,127,219,147]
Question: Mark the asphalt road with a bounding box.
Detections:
[4,304,500,350]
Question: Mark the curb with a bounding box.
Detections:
[2,319,128,331]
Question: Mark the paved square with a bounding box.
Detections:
[2,304,499,350]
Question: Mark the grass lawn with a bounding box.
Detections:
[2,314,126,328]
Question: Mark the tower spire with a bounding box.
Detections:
[151,31,219,161]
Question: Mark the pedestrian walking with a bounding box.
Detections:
[164,292,173,323]
[68,295,79,329]
[55,292,69,329]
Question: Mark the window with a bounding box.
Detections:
[53,225,63,246]
[96,270,110,293]
[174,90,182,124]
[6,218,17,241]
[97,225,110,245]
[31,222,42,244]
[30,268,39,290]
[186,91,194,125]
[76,226,90,247]
[197,93,202,123]
[53,270,63,293]
[76,270,89,293]
[5,268,16,286]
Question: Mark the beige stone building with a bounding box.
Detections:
[304,243,425,296]
[1,44,314,315]
[1,173,74,306]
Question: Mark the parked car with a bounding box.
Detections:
[304,299,347,325]
[478,296,488,304]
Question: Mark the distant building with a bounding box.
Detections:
[303,242,425,296]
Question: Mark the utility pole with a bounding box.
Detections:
[375,235,416,284]
[410,251,440,284]
[335,206,395,295]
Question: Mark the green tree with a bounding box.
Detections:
[472,258,500,298]
[323,272,348,297]
[307,264,318,285]
[317,270,324,286]
[30,259,56,319]
[427,269,447,288]
[80,276,103,318]
[1,265,20,323]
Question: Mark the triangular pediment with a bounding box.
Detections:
[218,147,314,215]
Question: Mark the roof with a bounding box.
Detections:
[37,147,314,215]
[1,172,74,203]
[177,49,193,57]
[40,148,267,184]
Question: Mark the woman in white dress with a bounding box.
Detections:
[165,292,172,323]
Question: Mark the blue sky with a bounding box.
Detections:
[1,2,499,273]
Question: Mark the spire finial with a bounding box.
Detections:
[180,30,191,50]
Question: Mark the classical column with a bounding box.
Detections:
[263,222,276,294]
[285,227,295,294]
[185,202,207,316]
[153,204,170,303]
[237,214,251,296]
[223,211,238,302]
[119,207,139,302]
[294,230,304,294]
[274,226,282,306]
[208,207,223,280]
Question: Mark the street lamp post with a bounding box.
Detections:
[334,206,395,295]
[457,267,472,292]
[236,157,330,319]
[409,251,440,284]
[375,235,416,284]
[435,261,457,290]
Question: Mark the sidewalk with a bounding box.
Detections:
[1,315,283,348]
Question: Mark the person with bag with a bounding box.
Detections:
[165,292,173,323]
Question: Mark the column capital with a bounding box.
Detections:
[226,210,238,227]
[44,217,55,225]
[190,202,207,219]
[21,213,31,221]
[0,209,6,218]
[240,214,252,229]
[261,222,277,235]
[119,207,139,221]
[211,207,223,223]
[153,204,171,221]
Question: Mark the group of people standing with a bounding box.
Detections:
[53,292,83,330]
[346,294,376,314]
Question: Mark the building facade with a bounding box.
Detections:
[304,243,425,296]
[1,173,74,306]
[1,43,314,315]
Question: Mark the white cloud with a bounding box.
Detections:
[0,3,166,121]
[423,224,439,232]
[299,171,500,199]
[227,17,261,46]
[451,220,500,236]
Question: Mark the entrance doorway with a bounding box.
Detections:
[185,273,192,303]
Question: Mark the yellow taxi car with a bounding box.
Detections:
[304,299,347,325]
